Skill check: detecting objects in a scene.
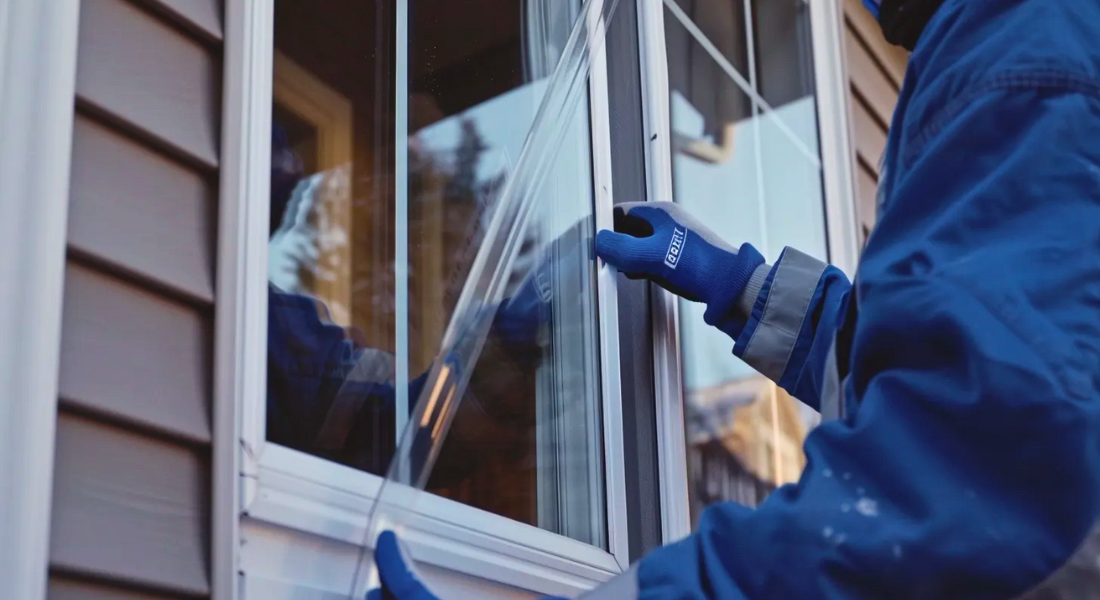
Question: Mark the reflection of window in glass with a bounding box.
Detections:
[664,0,827,521]
[270,51,355,326]
[266,0,607,548]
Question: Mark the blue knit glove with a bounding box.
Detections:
[368,531,567,600]
[366,531,436,600]
[595,201,766,339]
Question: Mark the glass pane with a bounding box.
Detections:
[268,0,397,475]
[751,0,816,113]
[668,0,750,78]
[267,0,607,548]
[664,0,827,525]
[758,106,827,265]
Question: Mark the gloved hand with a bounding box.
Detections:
[595,201,766,339]
[367,531,438,600]
[368,530,567,600]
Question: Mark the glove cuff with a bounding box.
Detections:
[737,261,771,317]
[702,242,766,340]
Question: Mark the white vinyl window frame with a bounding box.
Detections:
[635,0,861,542]
[0,0,81,598]
[217,0,631,597]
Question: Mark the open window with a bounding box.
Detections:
[225,0,633,596]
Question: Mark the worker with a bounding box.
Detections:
[370,0,1100,597]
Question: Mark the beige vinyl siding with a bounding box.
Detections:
[49,0,223,598]
[842,0,907,242]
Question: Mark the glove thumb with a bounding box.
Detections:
[374,530,436,600]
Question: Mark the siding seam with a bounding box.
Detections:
[73,102,220,173]
[50,566,210,600]
[123,0,224,46]
[67,243,216,309]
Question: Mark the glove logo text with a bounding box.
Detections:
[665,227,686,269]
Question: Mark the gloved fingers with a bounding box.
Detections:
[366,587,385,600]
[613,201,650,214]
[375,530,437,600]
[628,204,682,230]
[616,202,684,235]
[595,229,659,275]
[612,205,655,238]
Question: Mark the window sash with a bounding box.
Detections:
[220,0,633,594]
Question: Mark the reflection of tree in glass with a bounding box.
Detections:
[409,118,509,327]
[409,118,542,525]
[444,118,510,312]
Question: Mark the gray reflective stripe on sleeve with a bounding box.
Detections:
[1013,519,1100,600]
[740,248,828,383]
[576,565,638,600]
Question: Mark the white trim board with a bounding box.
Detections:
[245,445,621,597]
[0,0,81,598]
[216,2,274,598]
[241,519,542,600]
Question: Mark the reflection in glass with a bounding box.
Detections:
[266,0,606,547]
[665,0,827,524]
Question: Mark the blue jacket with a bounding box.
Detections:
[628,0,1100,598]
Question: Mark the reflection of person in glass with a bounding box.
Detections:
[267,122,402,474]
[266,122,574,479]
[372,0,1100,597]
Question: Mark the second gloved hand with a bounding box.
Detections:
[367,531,438,600]
[369,531,568,600]
[595,201,766,339]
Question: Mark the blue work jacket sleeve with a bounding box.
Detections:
[731,250,852,413]
[630,84,1100,599]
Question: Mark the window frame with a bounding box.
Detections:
[635,0,861,541]
[218,0,633,595]
[0,0,81,597]
[636,0,693,547]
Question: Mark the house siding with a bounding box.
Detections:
[841,0,907,240]
[49,0,223,598]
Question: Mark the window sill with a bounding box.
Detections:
[241,443,624,597]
